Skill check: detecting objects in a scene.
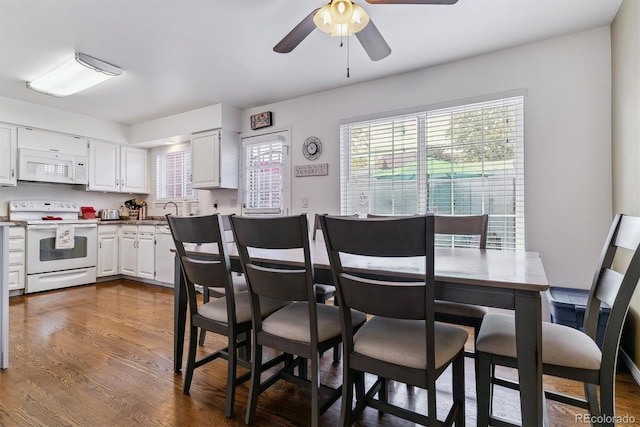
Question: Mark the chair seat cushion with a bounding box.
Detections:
[206,275,248,297]
[262,302,366,343]
[476,313,602,370]
[314,283,335,296]
[199,292,287,324]
[353,317,468,370]
[434,301,488,318]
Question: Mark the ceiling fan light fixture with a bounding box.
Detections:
[330,0,354,24]
[314,1,369,36]
[26,52,122,97]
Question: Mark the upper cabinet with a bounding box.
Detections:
[191,129,238,189]
[120,146,148,193]
[88,140,149,194]
[17,127,88,156]
[0,123,17,186]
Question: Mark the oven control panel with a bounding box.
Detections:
[9,200,81,222]
[10,200,79,213]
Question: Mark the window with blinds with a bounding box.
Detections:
[340,96,525,250]
[155,150,195,201]
[243,137,286,214]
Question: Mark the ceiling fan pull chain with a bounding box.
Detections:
[347,34,350,78]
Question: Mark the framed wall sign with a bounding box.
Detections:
[250,111,272,130]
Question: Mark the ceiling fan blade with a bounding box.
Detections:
[355,19,391,61]
[274,8,320,53]
[366,0,458,4]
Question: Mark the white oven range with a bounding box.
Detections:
[9,200,97,293]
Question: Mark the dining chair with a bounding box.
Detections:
[433,214,489,359]
[475,213,640,427]
[199,214,247,345]
[166,214,285,418]
[230,214,367,427]
[312,213,337,305]
[320,214,467,426]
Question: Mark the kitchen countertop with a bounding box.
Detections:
[0,217,169,227]
[97,217,168,225]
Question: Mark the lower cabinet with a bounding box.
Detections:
[119,225,155,280]
[8,226,25,291]
[97,225,119,277]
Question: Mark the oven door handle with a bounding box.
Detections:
[28,224,98,230]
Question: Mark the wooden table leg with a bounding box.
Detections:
[173,254,186,373]
[514,289,545,426]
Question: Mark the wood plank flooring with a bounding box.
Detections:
[1,279,639,426]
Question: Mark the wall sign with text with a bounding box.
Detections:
[294,163,329,177]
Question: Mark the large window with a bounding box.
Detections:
[340,96,524,250]
[241,132,290,215]
[155,149,195,201]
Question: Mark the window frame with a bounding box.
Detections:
[154,144,196,203]
[339,94,525,250]
[240,129,291,216]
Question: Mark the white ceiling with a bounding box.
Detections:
[0,0,621,126]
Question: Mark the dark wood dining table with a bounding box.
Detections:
[172,236,549,426]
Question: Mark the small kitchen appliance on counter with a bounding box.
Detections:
[99,209,120,220]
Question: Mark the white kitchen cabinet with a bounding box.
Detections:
[120,146,149,193]
[119,225,155,279]
[119,228,137,276]
[8,226,25,291]
[88,141,149,194]
[191,129,238,189]
[88,140,120,192]
[0,123,17,186]
[97,225,119,277]
[17,127,88,156]
[154,225,175,284]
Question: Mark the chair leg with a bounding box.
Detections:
[245,339,263,425]
[198,287,210,346]
[225,333,238,418]
[183,325,199,394]
[310,353,320,427]
[476,351,492,427]
[600,370,616,427]
[452,350,465,426]
[379,377,388,405]
[341,361,355,426]
[584,382,601,418]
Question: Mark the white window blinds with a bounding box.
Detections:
[155,150,195,201]
[243,137,285,214]
[340,96,525,250]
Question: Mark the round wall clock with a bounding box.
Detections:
[302,136,322,161]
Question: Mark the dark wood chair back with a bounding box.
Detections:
[586,214,640,361]
[230,214,314,304]
[434,214,489,249]
[320,214,435,320]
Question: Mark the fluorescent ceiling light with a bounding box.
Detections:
[26,52,122,97]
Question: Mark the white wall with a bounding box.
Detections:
[239,27,613,290]
[0,96,128,143]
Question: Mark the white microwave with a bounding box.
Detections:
[18,148,88,185]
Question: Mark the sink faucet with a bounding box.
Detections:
[163,201,179,216]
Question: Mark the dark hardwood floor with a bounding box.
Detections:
[1,279,639,426]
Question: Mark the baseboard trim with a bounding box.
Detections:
[620,348,640,386]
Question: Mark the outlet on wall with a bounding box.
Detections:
[302,197,309,208]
